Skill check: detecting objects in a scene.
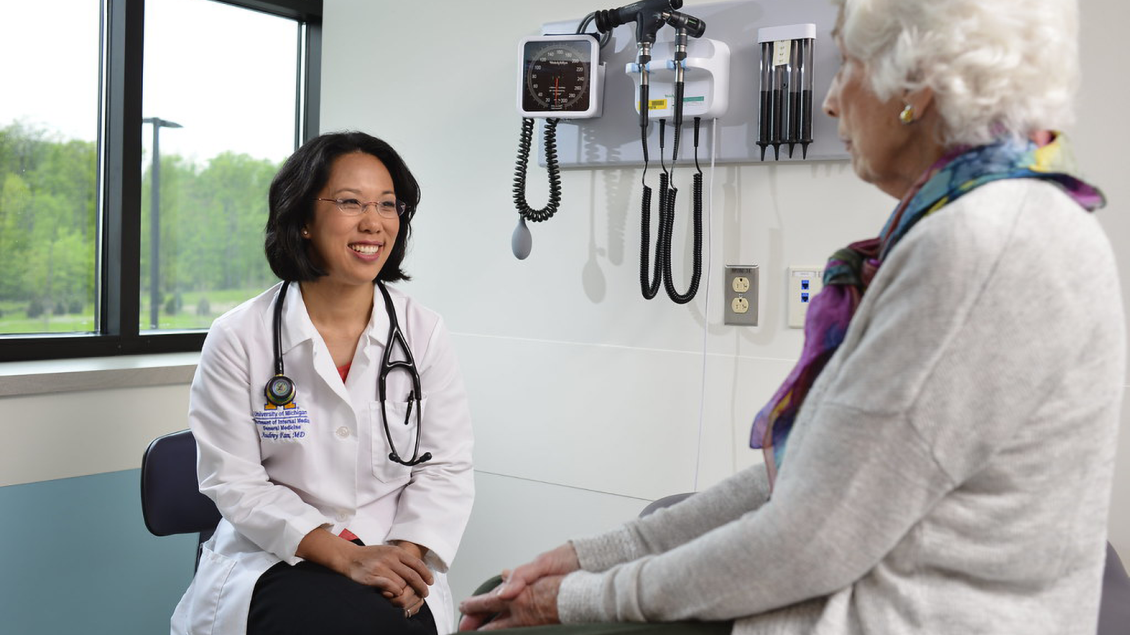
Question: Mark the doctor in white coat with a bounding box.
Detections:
[171,131,474,635]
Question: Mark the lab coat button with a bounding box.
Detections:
[336,426,350,438]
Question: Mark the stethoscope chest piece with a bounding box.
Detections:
[264,281,298,408]
[265,375,296,407]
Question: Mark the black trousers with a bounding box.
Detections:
[248,557,437,635]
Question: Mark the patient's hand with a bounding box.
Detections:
[457,543,578,631]
[495,543,580,600]
[458,575,563,631]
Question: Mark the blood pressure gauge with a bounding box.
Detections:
[518,34,603,119]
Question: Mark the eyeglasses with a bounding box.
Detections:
[316,197,407,218]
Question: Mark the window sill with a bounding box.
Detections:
[0,353,199,398]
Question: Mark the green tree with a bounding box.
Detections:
[0,172,33,299]
[1,121,282,333]
[0,123,97,313]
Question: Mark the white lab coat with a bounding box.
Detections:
[171,282,474,635]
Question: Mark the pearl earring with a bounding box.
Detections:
[899,103,915,125]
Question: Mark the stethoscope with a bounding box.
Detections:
[264,280,432,467]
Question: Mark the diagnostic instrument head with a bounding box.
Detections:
[665,11,705,38]
[594,0,682,44]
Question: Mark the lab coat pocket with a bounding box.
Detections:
[370,397,426,483]
[188,545,237,635]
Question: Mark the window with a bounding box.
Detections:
[0,0,321,361]
[0,2,101,338]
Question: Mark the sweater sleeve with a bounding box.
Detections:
[558,181,1115,624]
[558,402,949,623]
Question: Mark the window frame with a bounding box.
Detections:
[0,0,322,362]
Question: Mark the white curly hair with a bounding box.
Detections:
[831,0,1079,147]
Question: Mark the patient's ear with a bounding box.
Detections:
[905,87,935,119]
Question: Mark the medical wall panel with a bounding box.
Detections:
[542,0,848,167]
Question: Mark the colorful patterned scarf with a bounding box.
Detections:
[749,133,1105,487]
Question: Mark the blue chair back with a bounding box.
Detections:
[140,429,221,569]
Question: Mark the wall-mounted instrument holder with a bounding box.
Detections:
[535,0,848,168]
[625,37,731,121]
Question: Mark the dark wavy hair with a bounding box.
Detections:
[265,131,420,282]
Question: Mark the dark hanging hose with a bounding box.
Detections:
[640,118,703,304]
[637,60,704,304]
[513,117,562,222]
[641,125,703,304]
[660,110,703,305]
[639,116,662,299]
[661,170,703,304]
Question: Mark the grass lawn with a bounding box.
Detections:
[0,287,267,335]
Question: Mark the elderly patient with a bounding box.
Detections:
[459,0,1125,633]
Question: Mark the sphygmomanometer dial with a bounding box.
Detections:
[520,35,598,116]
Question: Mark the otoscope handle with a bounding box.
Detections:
[639,81,650,129]
[673,26,688,62]
[637,41,652,129]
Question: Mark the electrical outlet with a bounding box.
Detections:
[725,265,758,326]
[787,266,824,328]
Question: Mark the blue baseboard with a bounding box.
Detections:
[0,469,197,635]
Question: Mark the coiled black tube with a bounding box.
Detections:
[513,117,562,222]
[641,119,702,305]
[639,122,662,299]
[661,170,703,304]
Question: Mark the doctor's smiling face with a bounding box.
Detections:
[303,151,401,288]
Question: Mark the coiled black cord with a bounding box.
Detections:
[640,116,704,305]
[662,113,703,304]
[513,117,562,222]
[639,120,662,299]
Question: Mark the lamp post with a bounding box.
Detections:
[142,117,182,330]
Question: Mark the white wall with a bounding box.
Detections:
[0,0,1124,626]
[1076,0,1130,570]
[319,0,1130,606]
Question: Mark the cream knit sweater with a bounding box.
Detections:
[558,179,1126,634]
